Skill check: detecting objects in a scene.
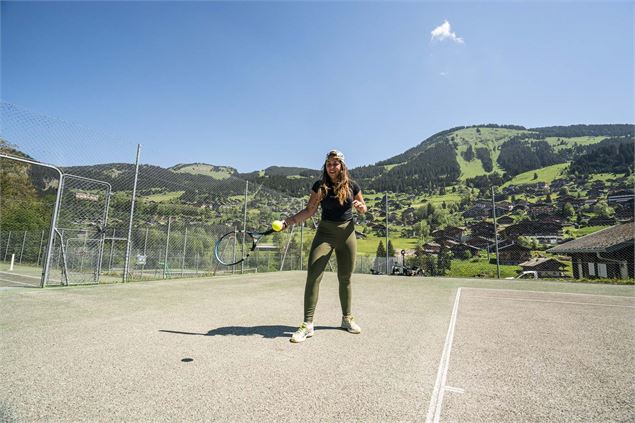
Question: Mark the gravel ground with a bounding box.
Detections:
[1,272,633,422]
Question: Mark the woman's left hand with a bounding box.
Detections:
[353,200,366,213]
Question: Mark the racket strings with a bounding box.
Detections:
[215,232,248,266]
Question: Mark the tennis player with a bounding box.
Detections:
[280,149,367,343]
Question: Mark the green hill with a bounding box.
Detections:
[170,163,237,179]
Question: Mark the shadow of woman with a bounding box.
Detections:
[160,325,341,339]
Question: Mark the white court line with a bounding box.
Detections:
[425,287,462,423]
[461,286,635,299]
[466,295,635,309]
[0,277,38,287]
[0,271,41,280]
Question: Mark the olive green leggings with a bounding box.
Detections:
[304,220,357,323]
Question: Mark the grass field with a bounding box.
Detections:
[544,136,606,150]
[502,163,569,187]
[141,190,185,202]
[172,164,233,179]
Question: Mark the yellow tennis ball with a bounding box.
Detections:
[272,220,284,232]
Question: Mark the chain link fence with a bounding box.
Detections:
[1,102,633,287]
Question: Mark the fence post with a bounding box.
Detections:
[385,194,389,274]
[108,229,116,274]
[37,230,45,266]
[181,226,188,277]
[300,221,304,271]
[3,231,11,261]
[19,231,27,264]
[241,181,248,274]
[492,187,501,279]
[163,216,172,279]
[123,144,141,283]
[141,227,148,278]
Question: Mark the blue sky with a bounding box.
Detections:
[2,1,633,172]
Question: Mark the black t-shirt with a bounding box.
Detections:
[312,180,361,222]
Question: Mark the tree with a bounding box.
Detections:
[416,220,430,242]
[376,240,386,258]
[593,200,615,219]
[562,202,576,220]
[436,246,452,276]
[387,240,395,257]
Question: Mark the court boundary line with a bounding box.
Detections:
[466,295,635,309]
[461,286,635,299]
[0,277,39,287]
[425,286,633,423]
[0,271,41,280]
[425,287,462,423]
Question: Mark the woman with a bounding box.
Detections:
[280,149,367,343]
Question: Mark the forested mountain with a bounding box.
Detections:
[5,124,633,199]
[349,123,633,194]
[569,137,634,175]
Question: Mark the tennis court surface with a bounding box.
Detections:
[1,272,633,422]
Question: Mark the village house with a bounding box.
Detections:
[518,257,568,278]
[432,226,467,242]
[496,215,514,225]
[465,235,493,250]
[501,219,563,242]
[496,243,532,265]
[607,190,634,208]
[468,221,496,239]
[528,202,557,218]
[547,222,634,280]
[422,241,441,255]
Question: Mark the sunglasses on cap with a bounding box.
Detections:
[325,150,345,162]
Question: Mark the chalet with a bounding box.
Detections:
[549,179,568,190]
[587,216,617,226]
[615,206,635,221]
[547,222,634,280]
[432,226,467,242]
[587,187,605,199]
[469,221,496,238]
[497,215,514,225]
[557,195,586,209]
[354,231,367,239]
[450,242,480,258]
[503,184,522,195]
[463,206,490,219]
[512,199,529,209]
[466,235,493,250]
[525,182,549,195]
[528,202,557,218]
[518,257,567,278]
[497,201,514,213]
[496,243,532,265]
[607,191,634,208]
[422,242,441,254]
[501,219,562,241]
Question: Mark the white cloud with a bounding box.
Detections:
[431,20,464,44]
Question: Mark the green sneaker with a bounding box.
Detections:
[341,315,361,334]
[290,322,314,343]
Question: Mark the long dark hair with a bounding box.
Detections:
[319,155,352,206]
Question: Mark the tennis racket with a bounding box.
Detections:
[214,228,276,266]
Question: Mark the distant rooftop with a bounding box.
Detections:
[548,222,634,254]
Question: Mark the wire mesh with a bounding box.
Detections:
[1,102,633,286]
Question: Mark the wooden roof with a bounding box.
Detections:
[548,222,634,254]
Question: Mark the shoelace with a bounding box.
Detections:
[296,324,310,334]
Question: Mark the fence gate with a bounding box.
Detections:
[45,174,111,286]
